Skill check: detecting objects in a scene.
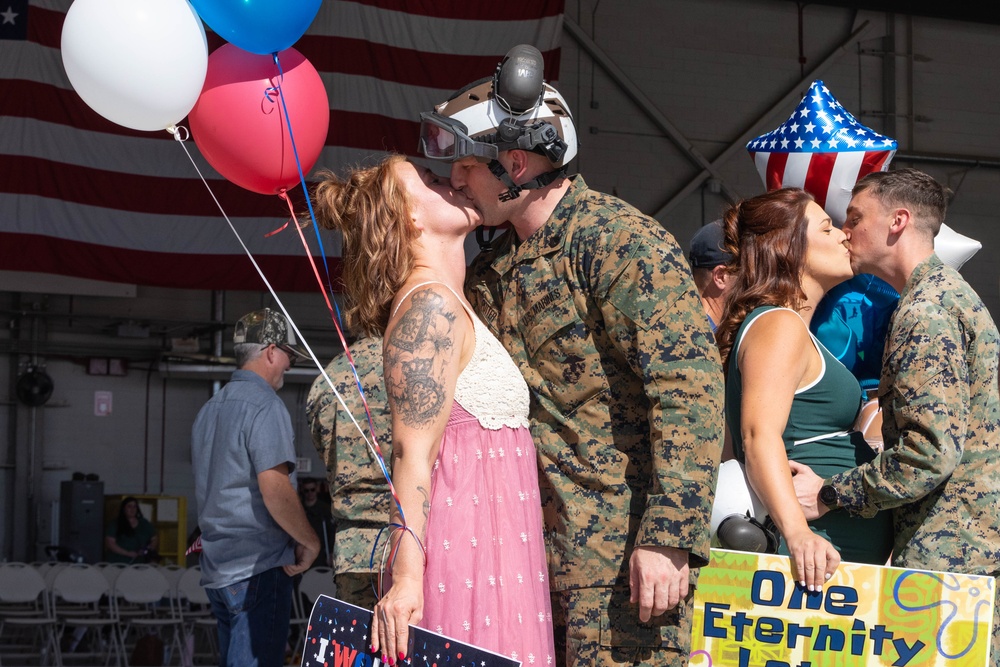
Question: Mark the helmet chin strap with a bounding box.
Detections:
[488,159,566,202]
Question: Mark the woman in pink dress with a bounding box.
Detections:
[314,154,555,666]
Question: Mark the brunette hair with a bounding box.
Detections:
[115,496,143,537]
[312,154,418,336]
[715,188,815,368]
[853,168,950,238]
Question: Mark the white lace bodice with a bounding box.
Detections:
[455,315,530,430]
[393,281,529,430]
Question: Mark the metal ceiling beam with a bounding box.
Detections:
[647,20,874,220]
[562,17,741,204]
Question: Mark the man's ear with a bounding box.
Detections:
[505,149,530,183]
[889,207,912,235]
[711,264,730,290]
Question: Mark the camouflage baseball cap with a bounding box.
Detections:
[233,308,309,361]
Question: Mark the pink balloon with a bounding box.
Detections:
[189,45,329,195]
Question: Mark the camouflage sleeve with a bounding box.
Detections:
[305,338,394,574]
[594,219,726,566]
[831,304,968,517]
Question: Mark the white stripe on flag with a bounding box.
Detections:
[826,151,866,224]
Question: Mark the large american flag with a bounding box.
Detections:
[747,79,896,224]
[0,0,563,291]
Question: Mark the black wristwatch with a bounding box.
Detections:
[819,481,839,512]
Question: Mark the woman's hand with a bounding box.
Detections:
[371,575,423,665]
[783,528,840,591]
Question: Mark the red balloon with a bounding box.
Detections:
[189,45,329,195]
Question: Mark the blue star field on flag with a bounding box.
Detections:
[748,79,896,154]
[0,0,27,40]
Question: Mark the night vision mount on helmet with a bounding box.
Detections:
[419,44,578,203]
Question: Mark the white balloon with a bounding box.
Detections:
[935,222,982,270]
[61,0,208,132]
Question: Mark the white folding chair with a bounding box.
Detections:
[175,567,217,666]
[50,564,123,666]
[113,565,184,667]
[289,567,337,662]
[0,563,62,666]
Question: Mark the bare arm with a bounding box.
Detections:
[259,462,321,576]
[372,286,473,664]
[738,309,839,591]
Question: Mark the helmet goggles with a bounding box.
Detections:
[419,111,498,163]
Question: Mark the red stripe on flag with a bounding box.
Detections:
[0,80,170,140]
[0,155,290,217]
[765,153,788,191]
[328,111,420,155]
[351,0,564,20]
[299,36,561,89]
[0,232,337,292]
[803,152,838,208]
[27,6,62,47]
[860,150,892,177]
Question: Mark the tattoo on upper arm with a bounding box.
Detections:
[385,289,456,428]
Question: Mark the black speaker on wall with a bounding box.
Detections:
[59,479,105,563]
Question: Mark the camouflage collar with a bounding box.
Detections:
[900,253,944,299]
[489,174,587,275]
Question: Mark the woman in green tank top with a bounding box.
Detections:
[715,188,892,593]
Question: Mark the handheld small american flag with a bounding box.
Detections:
[747,79,896,224]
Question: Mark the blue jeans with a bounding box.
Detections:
[206,567,293,667]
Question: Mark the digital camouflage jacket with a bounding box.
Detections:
[831,254,1000,577]
[465,175,725,590]
[307,337,393,577]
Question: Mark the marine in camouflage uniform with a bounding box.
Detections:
[306,336,392,611]
[823,255,1000,664]
[465,175,726,666]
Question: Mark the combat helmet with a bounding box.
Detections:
[419,44,577,202]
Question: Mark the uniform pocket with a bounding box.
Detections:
[518,284,601,415]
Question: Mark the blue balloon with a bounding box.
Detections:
[190,0,321,55]
[811,274,899,390]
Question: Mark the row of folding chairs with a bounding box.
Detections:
[0,562,338,667]
[0,562,217,667]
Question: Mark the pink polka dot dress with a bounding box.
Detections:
[420,309,555,666]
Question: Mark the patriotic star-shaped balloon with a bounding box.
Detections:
[747,79,897,224]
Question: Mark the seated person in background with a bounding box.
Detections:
[307,337,391,609]
[715,188,892,590]
[105,496,158,563]
[299,477,334,568]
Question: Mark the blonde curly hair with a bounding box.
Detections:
[312,154,418,336]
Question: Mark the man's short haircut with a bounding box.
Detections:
[234,342,267,369]
[853,168,951,237]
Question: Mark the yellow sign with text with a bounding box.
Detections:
[691,550,995,667]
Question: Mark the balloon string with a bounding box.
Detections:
[267,55,399,524]
[168,128,402,525]
[276,192,389,465]
[270,53,338,303]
